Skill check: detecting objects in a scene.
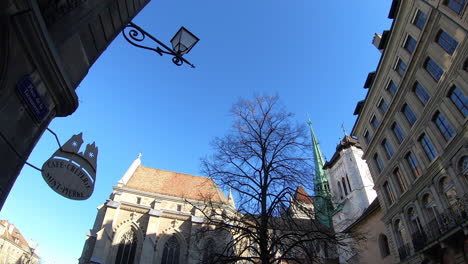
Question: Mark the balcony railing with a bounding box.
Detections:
[409,198,468,256]
[398,243,411,260]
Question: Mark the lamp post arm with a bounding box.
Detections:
[122,22,195,68]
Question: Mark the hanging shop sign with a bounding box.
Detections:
[41,133,98,200]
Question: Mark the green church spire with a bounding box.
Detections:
[308,119,333,228]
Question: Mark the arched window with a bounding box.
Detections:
[394,219,408,248]
[115,230,137,264]
[378,234,390,258]
[459,156,468,177]
[439,177,458,210]
[422,194,438,222]
[162,236,180,264]
[341,178,348,196]
[407,207,422,234]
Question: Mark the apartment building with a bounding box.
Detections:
[352,0,468,263]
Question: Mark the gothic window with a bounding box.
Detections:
[337,183,343,200]
[378,234,390,258]
[341,178,348,196]
[162,236,180,264]
[115,230,138,264]
[345,174,352,192]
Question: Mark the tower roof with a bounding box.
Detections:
[307,120,327,184]
[124,166,229,204]
[323,135,361,169]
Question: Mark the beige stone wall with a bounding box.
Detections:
[350,208,396,264]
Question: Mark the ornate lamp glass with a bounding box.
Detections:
[171,27,200,55]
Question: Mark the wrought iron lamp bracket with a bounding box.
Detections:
[122,22,195,68]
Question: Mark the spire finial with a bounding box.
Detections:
[137,153,142,159]
[341,123,348,136]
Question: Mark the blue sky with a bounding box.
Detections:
[1,1,392,263]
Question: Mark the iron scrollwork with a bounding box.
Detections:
[122,22,195,68]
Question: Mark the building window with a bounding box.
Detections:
[378,99,389,113]
[115,230,138,264]
[136,197,141,204]
[341,178,348,196]
[405,152,422,177]
[337,183,343,200]
[395,58,407,76]
[413,10,427,29]
[448,86,468,117]
[414,82,430,105]
[407,207,423,234]
[422,193,439,221]
[364,130,372,143]
[162,237,180,264]
[460,156,468,176]
[444,0,466,14]
[392,122,405,144]
[177,204,182,212]
[346,174,352,192]
[384,181,396,204]
[439,177,458,210]
[374,153,384,173]
[379,234,391,258]
[419,134,438,161]
[382,139,394,159]
[436,30,459,54]
[371,115,380,130]
[387,80,398,96]
[393,168,408,193]
[433,112,455,141]
[402,104,417,126]
[394,219,408,247]
[404,35,417,54]
[425,58,444,81]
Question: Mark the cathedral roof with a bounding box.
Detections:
[294,186,314,204]
[125,166,229,204]
[0,220,32,251]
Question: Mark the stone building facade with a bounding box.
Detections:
[79,155,236,264]
[0,0,150,209]
[0,220,39,264]
[352,0,468,263]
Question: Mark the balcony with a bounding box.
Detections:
[398,243,411,260]
[409,199,468,256]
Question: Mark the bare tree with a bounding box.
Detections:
[192,95,345,264]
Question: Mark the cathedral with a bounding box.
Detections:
[78,153,333,264]
[78,155,237,264]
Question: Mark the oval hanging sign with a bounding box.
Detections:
[41,133,97,200]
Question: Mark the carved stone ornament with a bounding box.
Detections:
[41,133,97,200]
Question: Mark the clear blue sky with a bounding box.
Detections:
[1,1,392,263]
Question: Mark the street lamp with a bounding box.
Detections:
[122,22,199,68]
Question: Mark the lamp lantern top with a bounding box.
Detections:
[170,26,200,55]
